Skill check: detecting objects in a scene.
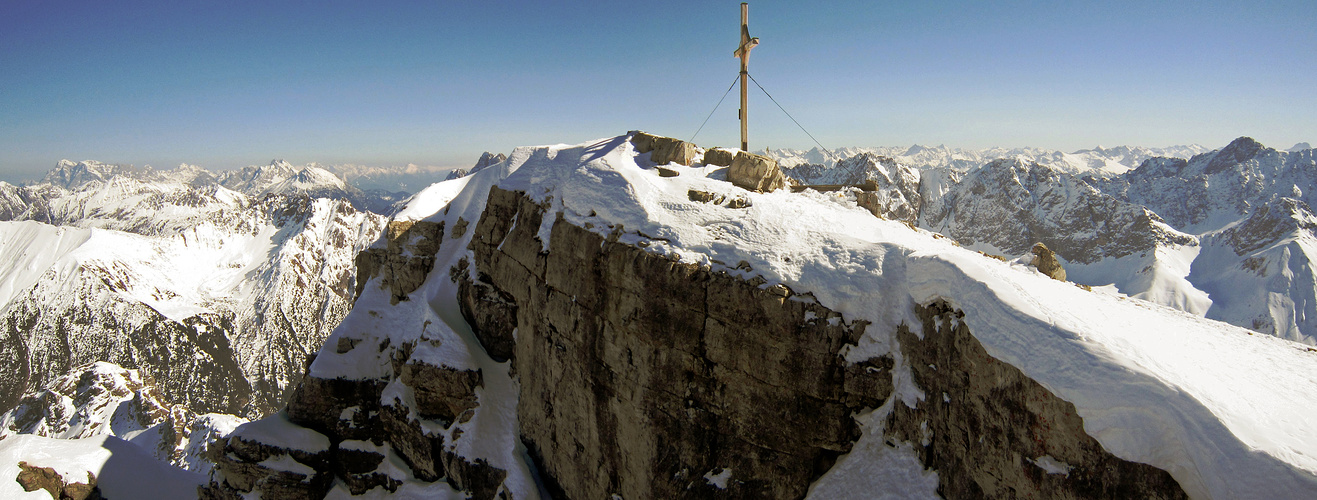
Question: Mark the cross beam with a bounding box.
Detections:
[734,2,759,152]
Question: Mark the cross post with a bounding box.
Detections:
[734,2,759,152]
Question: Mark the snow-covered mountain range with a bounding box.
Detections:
[779,137,1317,345]
[765,143,1213,177]
[0,160,391,421]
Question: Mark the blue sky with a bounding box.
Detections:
[1,0,1313,182]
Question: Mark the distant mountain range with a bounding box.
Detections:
[778,137,1317,344]
[765,143,1214,177]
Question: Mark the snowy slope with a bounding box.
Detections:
[1188,197,1317,344]
[0,434,205,498]
[0,222,90,309]
[0,361,247,474]
[298,133,1317,499]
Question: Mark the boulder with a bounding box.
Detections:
[650,138,697,166]
[1030,242,1067,281]
[704,148,736,167]
[16,461,101,500]
[630,131,659,153]
[728,151,787,193]
[630,131,698,166]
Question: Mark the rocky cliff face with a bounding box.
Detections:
[201,210,510,499]
[889,301,1183,499]
[462,187,869,498]
[455,186,1185,499]
[205,183,1188,499]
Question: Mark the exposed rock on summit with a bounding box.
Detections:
[1030,242,1068,281]
[631,131,698,166]
[727,151,787,193]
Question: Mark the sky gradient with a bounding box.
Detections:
[2,0,1314,183]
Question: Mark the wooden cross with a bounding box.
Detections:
[734,2,759,152]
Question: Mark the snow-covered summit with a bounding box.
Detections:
[41,160,144,189]
[477,134,1317,498]
[259,133,1317,499]
[218,159,352,199]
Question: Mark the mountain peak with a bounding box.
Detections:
[1203,136,1268,175]
[1290,142,1312,153]
[41,160,139,189]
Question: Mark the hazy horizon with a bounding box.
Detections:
[4,134,1309,186]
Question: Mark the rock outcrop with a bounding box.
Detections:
[202,414,335,499]
[631,132,698,166]
[703,148,737,167]
[462,186,871,498]
[15,461,102,500]
[205,211,503,498]
[1030,242,1068,281]
[727,151,787,193]
[354,220,444,304]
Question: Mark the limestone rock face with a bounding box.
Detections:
[727,151,787,193]
[394,341,482,423]
[205,427,335,499]
[354,220,444,305]
[1030,242,1067,281]
[462,187,875,499]
[208,180,1190,499]
[205,328,502,499]
[455,186,1187,500]
[890,301,1185,499]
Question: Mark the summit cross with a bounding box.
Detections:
[734,2,759,152]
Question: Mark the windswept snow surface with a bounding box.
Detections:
[0,221,90,308]
[0,434,205,498]
[369,134,1317,499]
